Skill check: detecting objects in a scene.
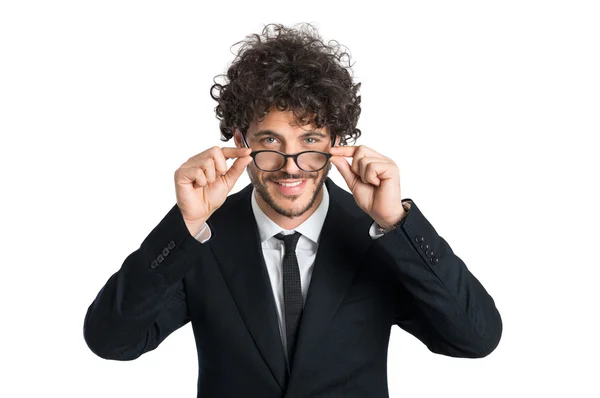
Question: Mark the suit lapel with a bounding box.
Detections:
[207,184,288,391]
[207,178,373,393]
[285,178,373,391]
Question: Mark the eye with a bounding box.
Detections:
[259,137,320,145]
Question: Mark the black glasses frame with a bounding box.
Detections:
[241,132,334,172]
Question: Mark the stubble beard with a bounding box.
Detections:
[247,163,331,219]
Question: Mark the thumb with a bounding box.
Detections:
[330,156,357,189]
[223,156,253,190]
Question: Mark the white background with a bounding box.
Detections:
[1,1,599,397]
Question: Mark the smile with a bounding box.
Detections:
[277,181,303,187]
[271,179,308,195]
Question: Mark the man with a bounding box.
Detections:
[83,23,502,397]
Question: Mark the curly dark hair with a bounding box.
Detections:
[210,23,362,146]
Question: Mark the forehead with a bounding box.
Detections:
[247,109,328,138]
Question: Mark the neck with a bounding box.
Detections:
[255,187,324,231]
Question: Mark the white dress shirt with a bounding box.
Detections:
[192,184,387,363]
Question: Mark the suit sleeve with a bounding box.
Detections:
[372,199,503,358]
[83,203,212,360]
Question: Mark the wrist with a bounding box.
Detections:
[374,202,411,233]
[184,219,208,237]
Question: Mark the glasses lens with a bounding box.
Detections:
[254,151,328,171]
[297,152,328,171]
[254,152,286,171]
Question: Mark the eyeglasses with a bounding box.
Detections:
[241,132,333,172]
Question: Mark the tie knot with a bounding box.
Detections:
[274,231,301,251]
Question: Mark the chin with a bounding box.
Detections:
[248,164,329,218]
[266,179,315,217]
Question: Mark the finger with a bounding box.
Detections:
[193,147,248,177]
[363,161,393,186]
[187,146,247,163]
[175,165,206,187]
[330,155,359,189]
[200,147,229,177]
[223,155,253,191]
[356,157,392,185]
[329,144,386,159]
[356,156,375,185]
[202,158,216,183]
[328,145,358,157]
[212,148,229,175]
[353,155,370,180]
[221,147,252,160]
[194,168,207,187]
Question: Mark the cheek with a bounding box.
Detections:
[247,165,263,183]
[255,169,268,184]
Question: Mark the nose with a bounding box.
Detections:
[277,142,303,173]
[281,153,302,174]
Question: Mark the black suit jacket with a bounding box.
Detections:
[84,177,502,397]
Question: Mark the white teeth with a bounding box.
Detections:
[278,181,303,187]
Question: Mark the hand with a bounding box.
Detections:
[329,145,406,229]
[175,146,253,234]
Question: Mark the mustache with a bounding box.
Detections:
[268,173,313,181]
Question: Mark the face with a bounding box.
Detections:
[235,108,335,219]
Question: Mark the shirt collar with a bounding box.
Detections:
[251,182,329,245]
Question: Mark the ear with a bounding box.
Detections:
[331,133,340,147]
[233,128,243,148]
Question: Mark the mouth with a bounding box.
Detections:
[270,179,308,196]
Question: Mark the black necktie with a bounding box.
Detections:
[274,231,303,368]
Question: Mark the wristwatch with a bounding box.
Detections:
[375,201,411,234]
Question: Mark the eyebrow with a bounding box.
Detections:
[253,129,328,140]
